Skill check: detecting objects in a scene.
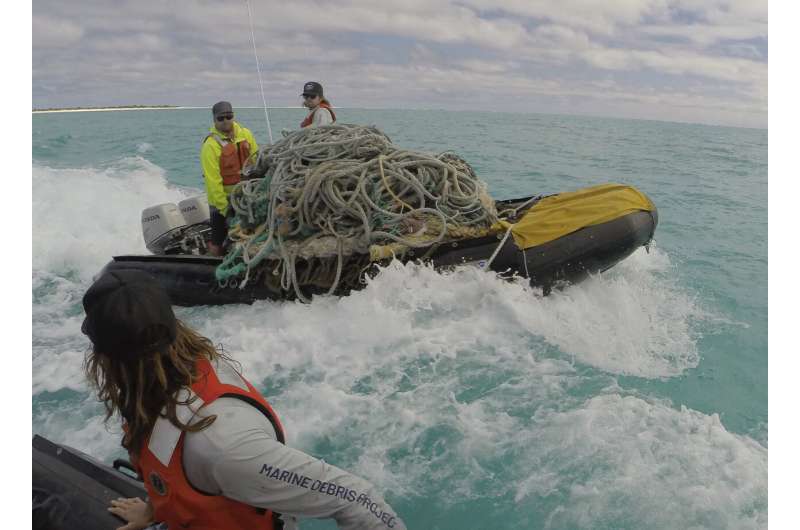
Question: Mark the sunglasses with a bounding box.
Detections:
[215,114,234,122]
[302,94,318,100]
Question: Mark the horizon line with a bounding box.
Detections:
[30,105,765,131]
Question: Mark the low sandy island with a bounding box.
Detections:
[32,106,201,114]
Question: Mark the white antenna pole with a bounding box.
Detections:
[246,0,274,144]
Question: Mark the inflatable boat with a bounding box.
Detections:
[33,435,146,530]
[99,183,658,306]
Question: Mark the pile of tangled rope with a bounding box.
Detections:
[217,123,499,302]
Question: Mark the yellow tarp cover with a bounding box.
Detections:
[501,183,655,250]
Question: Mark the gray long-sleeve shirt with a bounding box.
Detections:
[182,397,405,530]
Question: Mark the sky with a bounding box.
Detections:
[31,0,766,128]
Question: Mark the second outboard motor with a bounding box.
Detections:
[176,197,212,255]
[179,197,210,225]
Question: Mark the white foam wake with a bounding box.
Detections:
[32,158,194,281]
[512,394,767,529]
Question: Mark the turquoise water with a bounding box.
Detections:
[32,109,767,529]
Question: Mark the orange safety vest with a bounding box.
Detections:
[300,103,337,128]
[132,358,286,530]
[206,132,251,186]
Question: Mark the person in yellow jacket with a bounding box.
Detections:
[201,101,258,256]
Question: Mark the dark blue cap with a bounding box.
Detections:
[301,82,323,97]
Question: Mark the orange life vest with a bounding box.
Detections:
[300,103,336,128]
[206,132,251,186]
[132,358,286,530]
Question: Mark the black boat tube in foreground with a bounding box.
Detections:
[33,435,146,530]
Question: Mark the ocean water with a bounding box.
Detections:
[32,108,767,529]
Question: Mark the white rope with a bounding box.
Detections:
[246,0,274,144]
[483,225,513,270]
[511,195,541,217]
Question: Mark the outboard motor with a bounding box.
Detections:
[141,197,212,255]
[179,197,210,225]
[176,197,212,254]
[142,203,187,254]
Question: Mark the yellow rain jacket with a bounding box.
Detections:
[200,122,258,214]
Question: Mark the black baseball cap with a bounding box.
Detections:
[82,270,177,359]
[212,101,234,117]
[301,82,323,97]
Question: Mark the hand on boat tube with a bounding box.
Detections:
[108,497,155,530]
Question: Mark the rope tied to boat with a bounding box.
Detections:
[217,124,499,301]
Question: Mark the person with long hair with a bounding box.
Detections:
[300,82,336,128]
[83,270,406,530]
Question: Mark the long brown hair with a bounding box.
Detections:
[85,320,225,456]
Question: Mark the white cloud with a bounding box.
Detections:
[460,0,669,35]
[456,59,517,74]
[578,46,766,85]
[89,33,170,54]
[33,15,84,48]
[639,22,767,48]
